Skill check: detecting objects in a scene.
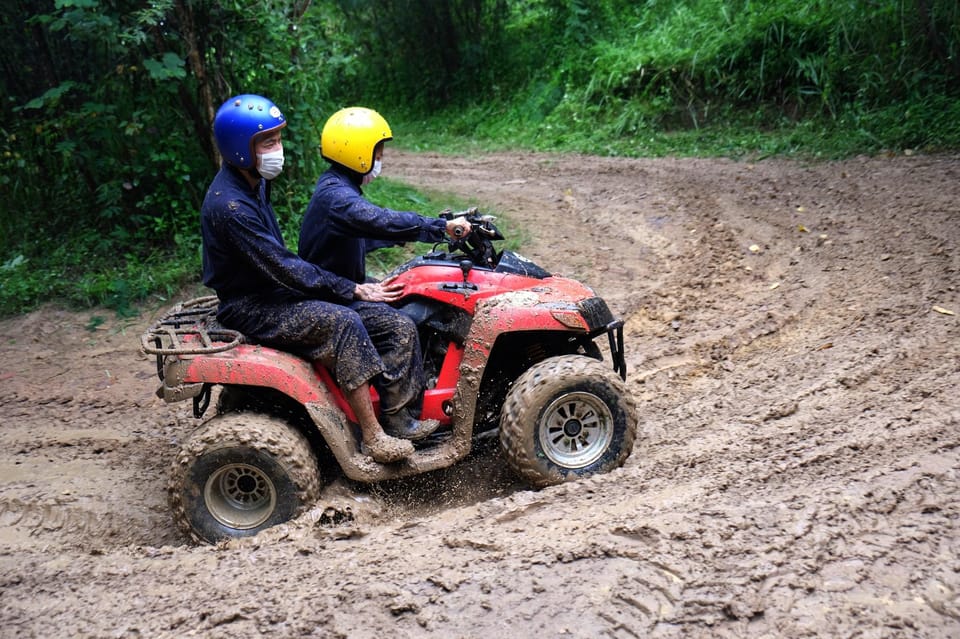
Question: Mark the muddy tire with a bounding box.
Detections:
[500,355,637,488]
[168,412,321,544]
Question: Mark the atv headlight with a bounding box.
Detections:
[551,309,589,330]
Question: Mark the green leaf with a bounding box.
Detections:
[143,53,186,80]
[20,82,77,110]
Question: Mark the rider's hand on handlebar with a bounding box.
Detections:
[445,217,471,239]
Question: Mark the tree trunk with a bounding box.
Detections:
[175,0,219,168]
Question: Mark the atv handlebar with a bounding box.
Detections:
[440,208,504,268]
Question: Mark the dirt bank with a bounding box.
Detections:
[0,150,958,638]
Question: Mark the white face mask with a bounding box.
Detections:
[362,159,382,185]
[257,149,284,180]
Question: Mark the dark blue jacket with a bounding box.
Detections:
[201,163,356,310]
[298,165,447,283]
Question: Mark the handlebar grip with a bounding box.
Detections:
[453,226,464,238]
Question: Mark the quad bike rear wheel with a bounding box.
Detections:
[500,355,637,487]
[168,412,321,544]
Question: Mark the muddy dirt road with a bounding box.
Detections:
[0,151,958,638]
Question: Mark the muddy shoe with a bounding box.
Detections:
[362,433,414,463]
[383,412,441,441]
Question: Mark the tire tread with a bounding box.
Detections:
[501,355,638,488]
[168,412,320,543]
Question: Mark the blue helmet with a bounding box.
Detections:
[213,94,286,169]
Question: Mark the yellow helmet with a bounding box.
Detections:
[320,107,393,174]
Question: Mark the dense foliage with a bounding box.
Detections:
[1,0,957,316]
[414,0,960,157]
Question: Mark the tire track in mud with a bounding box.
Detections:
[636,331,959,495]
[0,499,124,548]
[599,175,959,634]
[613,333,960,631]
[647,454,960,634]
[425,556,686,637]
[469,424,959,635]
[0,388,192,549]
[393,437,958,636]
[369,486,693,636]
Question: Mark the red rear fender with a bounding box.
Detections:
[163,344,351,411]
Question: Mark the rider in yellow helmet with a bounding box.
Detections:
[300,107,470,440]
[319,107,393,176]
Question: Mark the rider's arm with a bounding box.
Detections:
[318,174,448,244]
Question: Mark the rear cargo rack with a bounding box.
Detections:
[141,296,243,357]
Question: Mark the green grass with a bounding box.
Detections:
[393,93,960,161]
[388,0,960,160]
[0,231,196,318]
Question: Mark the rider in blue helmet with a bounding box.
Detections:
[213,93,286,171]
[199,94,420,464]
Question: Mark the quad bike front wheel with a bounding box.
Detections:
[500,355,638,488]
[168,412,321,544]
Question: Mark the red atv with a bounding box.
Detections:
[142,210,637,543]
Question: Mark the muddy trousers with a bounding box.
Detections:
[217,297,426,416]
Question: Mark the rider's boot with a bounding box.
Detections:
[382,401,440,441]
[344,383,414,462]
[362,432,414,463]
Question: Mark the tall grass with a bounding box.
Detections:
[397,0,960,158]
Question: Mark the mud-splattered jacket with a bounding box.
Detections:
[298,165,447,282]
[201,163,356,312]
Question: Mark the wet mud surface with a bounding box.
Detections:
[0,151,958,637]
